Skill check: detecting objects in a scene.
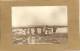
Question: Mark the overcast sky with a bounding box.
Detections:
[12,6,67,27]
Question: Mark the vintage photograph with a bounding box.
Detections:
[12,6,68,45]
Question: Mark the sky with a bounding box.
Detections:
[12,6,67,27]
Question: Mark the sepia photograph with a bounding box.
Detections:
[11,6,68,45]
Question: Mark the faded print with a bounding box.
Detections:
[12,6,68,45]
